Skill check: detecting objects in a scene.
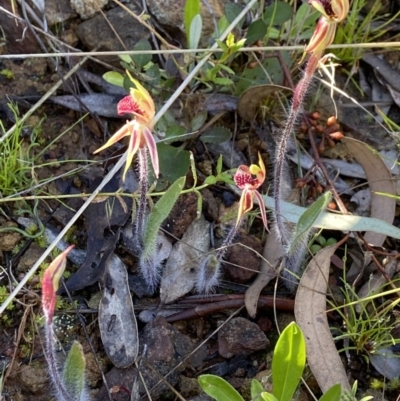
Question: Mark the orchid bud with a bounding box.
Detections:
[41,245,74,323]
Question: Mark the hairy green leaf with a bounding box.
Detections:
[198,374,245,401]
[142,176,185,262]
[63,341,86,400]
[272,322,306,401]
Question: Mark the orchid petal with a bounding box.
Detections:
[254,190,269,231]
[93,123,131,154]
[142,127,159,178]
[305,17,336,56]
[122,122,141,180]
[331,0,349,21]
[236,189,254,228]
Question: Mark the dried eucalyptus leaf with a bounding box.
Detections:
[160,215,210,304]
[99,254,138,368]
[294,245,351,393]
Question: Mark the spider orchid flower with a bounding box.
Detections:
[234,154,268,230]
[42,245,74,323]
[94,73,159,180]
[310,0,349,23]
[305,0,349,57]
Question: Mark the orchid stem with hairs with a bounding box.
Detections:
[42,246,89,401]
[196,154,269,294]
[273,0,349,245]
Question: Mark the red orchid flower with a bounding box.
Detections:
[305,0,349,57]
[94,72,159,180]
[234,153,268,230]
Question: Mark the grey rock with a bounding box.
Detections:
[218,317,269,359]
[75,3,150,64]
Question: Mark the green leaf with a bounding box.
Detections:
[184,0,201,46]
[119,54,132,63]
[142,176,185,262]
[201,126,232,143]
[246,19,268,44]
[189,14,203,49]
[213,77,234,86]
[251,379,264,401]
[224,2,245,28]
[102,71,125,87]
[145,63,161,86]
[293,191,332,243]
[204,175,217,185]
[261,393,279,401]
[198,374,245,401]
[216,154,223,175]
[62,341,86,400]
[157,143,190,183]
[166,125,187,141]
[234,51,292,96]
[319,384,342,401]
[263,1,294,25]
[191,111,208,131]
[131,39,152,70]
[261,192,400,239]
[272,322,306,401]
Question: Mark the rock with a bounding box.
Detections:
[17,364,48,394]
[222,234,263,283]
[75,3,150,64]
[0,221,22,252]
[16,243,46,273]
[163,192,199,241]
[218,317,269,359]
[147,0,229,47]
[70,0,108,20]
[45,0,77,25]
[0,3,39,54]
[179,376,202,398]
[201,188,219,222]
[96,317,207,400]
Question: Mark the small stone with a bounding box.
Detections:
[70,0,108,20]
[218,317,269,358]
[17,364,48,394]
[17,243,47,273]
[0,221,22,251]
[222,234,263,283]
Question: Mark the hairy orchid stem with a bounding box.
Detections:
[196,222,240,294]
[135,146,149,247]
[273,54,320,244]
[44,321,74,401]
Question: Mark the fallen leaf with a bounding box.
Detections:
[244,232,280,318]
[342,137,396,246]
[99,253,138,368]
[294,244,351,393]
[160,215,210,304]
